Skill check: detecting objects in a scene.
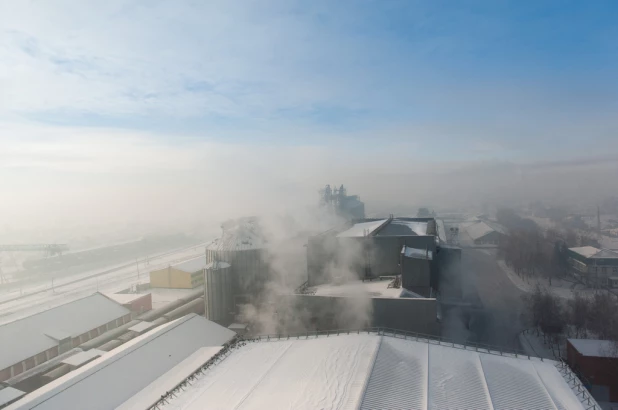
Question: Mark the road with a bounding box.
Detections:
[442,248,526,352]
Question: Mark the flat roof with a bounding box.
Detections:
[7,314,235,410]
[104,292,150,305]
[61,349,104,367]
[172,256,208,273]
[0,293,130,371]
[308,279,403,298]
[0,387,25,407]
[569,339,618,358]
[375,218,429,236]
[154,333,592,410]
[569,246,601,258]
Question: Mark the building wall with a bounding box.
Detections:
[150,267,200,289]
[401,257,431,297]
[124,294,152,315]
[276,294,439,336]
[307,234,438,287]
[567,341,618,402]
[0,313,131,383]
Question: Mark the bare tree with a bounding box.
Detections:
[567,293,590,338]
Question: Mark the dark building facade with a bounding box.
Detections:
[566,339,618,402]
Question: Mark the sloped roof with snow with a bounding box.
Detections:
[465,220,508,241]
[569,247,618,259]
[569,339,618,358]
[157,333,594,410]
[0,293,130,371]
[7,314,235,410]
[336,219,388,237]
[402,246,433,260]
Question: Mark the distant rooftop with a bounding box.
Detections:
[465,220,508,241]
[569,246,618,259]
[569,339,618,358]
[335,217,433,238]
[155,333,593,410]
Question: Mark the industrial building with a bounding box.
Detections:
[319,184,365,220]
[459,218,508,246]
[307,216,440,296]
[0,293,131,384]
[567,339,618,402]
[149,256,207,289]
[286,277,440,335]
[6,314,235,410]
[567,246,618,287]
[132,332,598,410]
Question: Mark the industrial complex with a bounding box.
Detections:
[0,186,609,409]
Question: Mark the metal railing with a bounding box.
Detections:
[556,359,601,410]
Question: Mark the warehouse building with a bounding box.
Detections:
[7,314,235,410]
[0,293,131,384]
[149,256,206,289]
[460,219,508,246]
[307,216,440,292]
[567,339,618,402]
[135,332,597,410]
[103,292,152,316]
[567,246,618,287]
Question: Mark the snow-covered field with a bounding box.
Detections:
[0,244,206,325]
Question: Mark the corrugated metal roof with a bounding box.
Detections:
[0,387,25,407]
[465,221,507,241]
[156,334,592,410]
[7,314,235,410]
[172,256,208,273]
[0,293,130,371]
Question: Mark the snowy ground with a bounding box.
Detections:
[0,244,206,324]
[498,260,599,300]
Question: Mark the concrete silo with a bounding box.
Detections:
[204,261,233,325]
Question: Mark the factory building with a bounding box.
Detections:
[320,184,365,220]
[149,256,206,289]
[6,314,235,410]
[126,332,598,410]
[0,294,131,383]
[307,216,440,294]
[567,246,618,287]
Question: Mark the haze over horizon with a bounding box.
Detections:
[1,1,617,240]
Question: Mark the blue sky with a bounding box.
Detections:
[1,0,618,232]
[1,0,617,161]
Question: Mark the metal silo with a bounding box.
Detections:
[205,217,269,303]
[204,261,233,325]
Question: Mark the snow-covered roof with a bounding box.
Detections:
[569,247,618,259]
[402,246,433,260]
[7,314,235,410]
[380,218,429,236]
[568,246,600,258]
[569,339,618,358]
[0,293,130,371]
[103,292,150,305]
[465,220,507,241]
[172,256,208,273]
[156,333,592,410]
[205,217,267,251]
[60,349,104,367]
[336,219,388,237]
[308,279,404,298]
[0,387,25,408]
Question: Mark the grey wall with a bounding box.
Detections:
[401,257,431,296]
[276,294,439,336]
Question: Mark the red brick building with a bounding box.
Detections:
[567,339,618,402]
